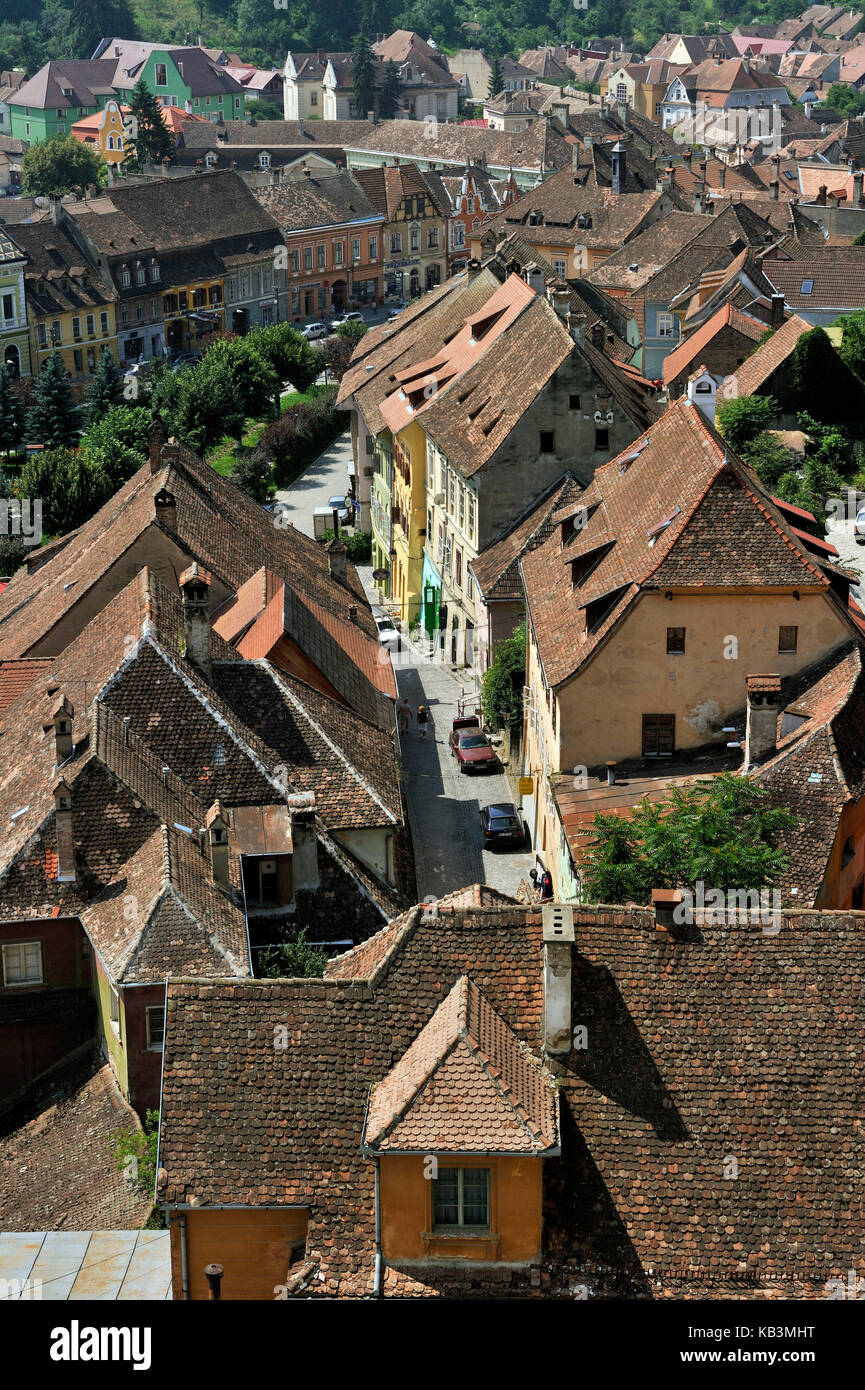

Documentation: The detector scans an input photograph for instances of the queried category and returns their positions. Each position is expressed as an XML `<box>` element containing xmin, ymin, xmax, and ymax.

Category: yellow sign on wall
<box><xmin>518</xmin><ymin>776</ymin><xmax>534</xmax><ymax>795</ymax></box>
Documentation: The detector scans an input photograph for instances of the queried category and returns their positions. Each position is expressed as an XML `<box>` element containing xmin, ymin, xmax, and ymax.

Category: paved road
<box><xmin>273</xmin><ymin>429</ymin><xmax>353</xmax><ymax>537</ymax></box>
<box><xmin>825</xmin><ymin>515</ymin><xmax>865</xmax><ymax>600</ymax></box>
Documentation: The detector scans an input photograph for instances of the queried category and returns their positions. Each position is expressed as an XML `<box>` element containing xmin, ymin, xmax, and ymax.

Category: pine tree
<box><xmin>0</xmin><ymin>365</ymin><xmax>24</xmax><ymax>458</ymax></box>
<box><xmin>488</xmin><ymin>53</ymin><xmax>504</xmax><ymax>97</ymax></box>
<box><xmin>85</xmin><ymin>349</ymin><xmax>125</xmax><ymax>422</ymax></box>
<box><xmin>352</xmin><ymin>30</ymin><xmax>377</xmax><ymax>119</ymax></box>
<box><xmin>378</xmin><ymin>60</ymin><xmax>401</xmax><ymax>119</ymax></box>
<box><xmin>26</xmin><ymin>354</ymin><xmax>81</xmax><ymax>448</ymax></box>
<box><xmin>122</xmin><ymin>79</ymin><xmax>176</xmax><ymax>172</ymax></box>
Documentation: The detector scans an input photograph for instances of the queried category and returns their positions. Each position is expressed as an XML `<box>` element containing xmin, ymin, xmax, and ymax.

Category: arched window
<box><xmin>4</xmin><ymin>344</ymin><xmax>20</xmax><ymax>379</ymax></box>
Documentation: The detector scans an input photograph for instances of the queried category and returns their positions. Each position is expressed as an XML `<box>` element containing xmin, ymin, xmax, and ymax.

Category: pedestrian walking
<box><xmin>417</xmin><ymin>705</ymin><xmax>429</xmax><ymax>739</ymax></box>
<box><xmin>396</xmin><ymin>696</ymin><xmax>413</xmax><ymax>735</ymax></box>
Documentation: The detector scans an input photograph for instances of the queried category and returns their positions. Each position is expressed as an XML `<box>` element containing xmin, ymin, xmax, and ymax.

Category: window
<box><xmin>56</xmin><ymin>123</ymin><xmax>65</xmax><ymax>134</ymax></box>
<box><xmin>259</xmin><ymin>151</ymin><xmax>271</xmax><ymax>168</ymax></box>
<box><xmin>310</xmin><ymin>92</ymin><xmax>318</xmax><ymax>106</ymax></box>
<box><xmin>390</xmin><ymin>232</ymin><xmax>403</xmax><ymax>254</ymax></box>
<box><xmin>455</xmin><ymin>548</ymin><xmax>462</xmax><ymax>586</ymax></box>
<box><xmin>109</xmin><ymin>982</ymin><xmax>121</xmax><ymax>1035</ymax></box>
<box><xmin>369</xmin><ymin>234</ymin><xmax>378</xmax><ymax>260</ymax></box>
<box><xmin>146</xmin><ymin>1005</ymin><xmax>165</xmax><ymax>1051</ymax></box>
<box><xmin>316</xmin><ymin>243</ymin><xmax>326</xmax><ymax>268</ymax></box>
<box><xmin>136</xmin><ymin>302</ymin><xmax>144</xmax><ymax>320</ymax></box>
<box><xmin>552</xmin><ymin>258</ymin><xmax>568</xmax><ymax>276</ymax></box>
<box><xmin>209</xmin><ymin>284</ymin><xmax>222</xmax><ymax>306</ymax></box>
<box><xmin>657</xmin><ymin>312</ymin><xmax>675</xmax><ymax>338</ymax></box>
<box><xmin>72</xmin><ymin>316</ymin><xmax>81</xmax><ymax>340</ymax></box>
<box><xmin>1</xmin><ymin>941</ymin><xmax>42</xmax><ymax>987</ymax></box>
<box><xmin>155</xmin><ymin>63</ymin><xmax>168</xmax><ymax>87</ymax></box>
<box><xmin>333</xmin><ymin>242</ymin><xmax>344</xmax><ymax>266</ymax></box>
<box><xmin>458</xmin><ymin>484</ymin><xmax>465</xmax><ymax>529</ymax></box>
<box><xmin>594</xmin><ymin>427</ymin><xmax>609</xmax><ymax>451</ymax></box>
<box><xmin>428</xmin><ymin>226</ymin><xmax>439</xmax><ymax>248</ymax></box>
<box><xmin>37</xmin><ymin>323</ymin><xmax>47</xmax><ymax>347</ymax></box>
<box><xmin>409</xmin><ymin>225</ymin><xmax>420</xmax><ymax>252</ymax></box>
<box><xmin>87</xmin><ymin>347</ymin><xmax>96</xmax><ymax>371</ymax></box>
<box><xmin>467</xmin><ymin>196</ymin><xmax>475</xmax><ymax>214</ymax></box>
<box><xmin>150</xmin><ymin>260</ymin><xmax>160</xmax><ymax>281</ymax></box>
<box><xmin>86</xmin><ymin>314</ymin><xmax>95</xmax><ymax>336</ymax></box>
<box><xmin>801</xmin><ymin>279</ymin><xmax>813</xmax><ymax>295</ymax></box>
<box><xmin>73</xmin><ymin>349</ymin><xmax>83</xmax><ymax>371</ymax></box>
<box><xmin>2</xmin><ymin>292</ymin><xmax>15</xmax><ymax>323</ymax></box>
<box><xmin>539</xmin><ymin>430</ymin><xmax>555</xmax><ymax>453</ymax></box>
<box><xmin>569</xmin><ymin>394</ymin><xmax>581</xmax><ymax>410</ymax></box>
<box><xmin>121</xmin><ymin>304</ymin><xmax>129</xmax><ymax>323</ymax></box>
<box><xmin>120</xmin><ymin>266</ymin><xmax>131</xmax><ymax>287</ymax></box>
<box><xmin>433</xmin><ymin>1168</ymin><xmax>490</xmax><ymax>1229</ymax></box>
<box><xmin>616</xmin><ymin>82</ymin><xmax>628</xmax><ymax>102</ymax></box>
<box><xmin>448</xmin><ymin>471</ymin><xmax>456</xmax><ymax>514</ymax></box>
<box><xmin>666</xmin><ymin>627</ymin><xmax>686</xmax><ymax>654</ymax></box>
<box><xmin>468</xmin><ymin>491</ymin><xmax>475</xmax><ymax>540</ymax></box>
<box><xmin>51</xmin><ymin>320</ymin><xmax>62</xmax><ymax>344</ymax></box>
<box><xmin>642</xmin><ymin>713</ymin><xmax>675</xmax><ymax>758</ymax></box>
<box><xmin>352</xmin><ymin>237</ymin><xmax>361</xmax><ymax>261</ymax></box>
<box><xmin>100</xmin><ymin>311</ymin><xmax>109</xmax><ymax>334</ymax></box>
<box><xmin>289</xmin><ymin>249</ymin><xmax>300</xmax><ymax>273</ymax></box>
<box><xmin>779</xmin><ymin>625</ymin><xmax>798</xmax><ymax>653</ymax></box>
<box><xmin>136</xmin><ymin>264</ymin><xmax>146</xmax><ymax>285</ymax></box>
<box><xmin>304</xmin><ymin>246</ymin><xmax>313</xmax><ymax>271</ymax></box>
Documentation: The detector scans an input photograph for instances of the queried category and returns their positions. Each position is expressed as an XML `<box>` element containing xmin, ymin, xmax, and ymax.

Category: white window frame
<box><xmin>657</xmin><ymin>312</ymin><xmax>675</xmax><ymax>338</ymax></box>
<box><xmin>109</xmin><ymin>982</ymin><xmax>121</xmax><ymax>1038</ymax></box>
<box><xmin>146</xmin><ymin>1005</ymin><xmax>165</xmax><ymax>1051</ymax></box>
<box><xmin>2</xmin><ymin>940</ymin><xmax>43</xmax><ymax>987</ymax></box>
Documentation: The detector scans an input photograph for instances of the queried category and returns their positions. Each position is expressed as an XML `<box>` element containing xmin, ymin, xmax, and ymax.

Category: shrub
<box><xmin>715</xmin><ymin>395</ymin><xmax>776</xmax><ymax>452</ymax></box>
<box><xmin>481</xmin><ymin>622</ymin><xmax>526</xmax><ymax>729</ymax></box>
<box><xmin>109</xmin><ymin>1108</ymin><xmax>160</xmax><ymax>1197</ymax></box>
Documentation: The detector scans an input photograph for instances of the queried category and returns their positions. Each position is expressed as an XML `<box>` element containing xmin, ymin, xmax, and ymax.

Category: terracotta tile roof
<box><xmin>763</xmin><ymin>258</ymin><xmax>865</xmax><ymax>309</ymax></box>
<box><xmin>661</xmin><ymin>302</ymin><xmax>766</xmax><ymax>385</ymax></box>
<box><xmin>157</xmin><ymin>898</ymin><xmax>865</xmax><ymax>1296</ymax></box>
<box><xmin>0</xmin><ymin>659</ymin><xmax>51</xmax><ymax>714</ymax></box>
<box><xmin>472</xmin><ymin>476</ymin><xmax>581</xmax><ymax>601</ymax></box>
<box><xmin>363</xmin><ymin>975</ymin><xmax>559</xmax><ymax>1153</ymax></box>
<box><xmin>350</xmin><ymin>116</ymin><xmax>573</xmax><ymax>176</ymax></box>
<box><xmin>254</xmin><ymin>170</ymin><xmax>384</xmax><ymax>231</ymax></box>
<box><xmin>585</xmin><ymin>211</ymin><xmax>714</xmax><ymax>292</ymax></box>
<box><xmin>520</xmin><ymin>396</ymin><xmax>843</xmax><ymax>687</ymax></box>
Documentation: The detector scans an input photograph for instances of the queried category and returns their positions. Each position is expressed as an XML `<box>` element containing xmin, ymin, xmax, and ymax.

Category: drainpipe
<box><xmin>179</xmin><ymin>1213</ymin><xmax>190</xmax><ymax>1300</ymax></box>
<box><xmin>373</xmin><ymin>1155</ymin><xmax>384</xmax><ymax>1298</ymax></box>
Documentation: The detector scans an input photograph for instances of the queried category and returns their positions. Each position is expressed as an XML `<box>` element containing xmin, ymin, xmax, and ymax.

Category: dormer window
<box><xmin>120</xmin><ymin>265</ymin><xmax>131</xmax><ymax>287</ymax></box>
<box><xmin>206</xmin><ymin>151</ymin><xmax>218</xmax><ymax>167</ymax></box>
<box><xmin>150</xmin><ymin>260</ymin><xmax>160</xmax><ymax>281</ymax></box>
<box><xmin>259</xmin><ymin>152</ymin><xmax>271</xmax><ymax>168</ymax></box>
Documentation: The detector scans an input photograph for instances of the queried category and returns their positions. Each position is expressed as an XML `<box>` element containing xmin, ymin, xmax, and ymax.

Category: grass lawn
<box><xmin>207</xmin><ymin>383</ymin><xmax>332</xmax><ymax>478</ymax></box>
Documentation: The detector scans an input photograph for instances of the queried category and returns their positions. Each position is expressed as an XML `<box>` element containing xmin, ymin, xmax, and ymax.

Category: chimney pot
<box><xmin>179</xmin><ymin>562</ymin><xmax>212</xmax><ymax>678</ymax></box>
<box><xmin>53</xmin><ymin>779</ymin><xmax>76</xmax><ymax>883</ymax></box>
<box><xmin>542</xmin><ymin>903</ymin><xmax>574</xmax><ymax>1056</ymax></box>
<box><xmin>652</xmin><ymin>887</ymin><xmax>684</xmax><ymax>931</ymax></box>
<box><xmin>326</xmin><ymin>534</ymin><xmax>348</xmax><ymax>585</ymax></box>
<box><xmin>51</xmin><ymin>694</ymin><xmax>75</xmax><ymax>764</ymax></box>
<box><xmin>744</xmin><ymin>674</ymin><xmax>781</xmax><ymax>769</ymax></box>
<box><xmin>288</xmin><ymin>792</ymin><xmax>319</xmax><ymax>893</ymax></box>
<box><xmin>148</xmin><ymin>413</ymin><xmax>169</xmax><ymax>474</ymax></box>
<box><xmin>606</xmin><ymin>760</ymin><xmax>616</xmax><ymax>786</ymax></box>
<box><xmin>205</xmin><ymin>802</ymin><xmax>230</xmax><ymax>886</ymax></box>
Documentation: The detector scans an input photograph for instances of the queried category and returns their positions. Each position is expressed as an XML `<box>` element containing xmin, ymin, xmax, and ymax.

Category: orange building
<box><xmin>70</xmin><ymin>99</ymin><xmax>206</xmax><ymax>165</ymax></box>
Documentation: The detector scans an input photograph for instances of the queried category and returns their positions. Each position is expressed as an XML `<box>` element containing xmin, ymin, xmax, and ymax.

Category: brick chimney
<box><xmin>179</xmin><ymin>562</ymin><xmax>212</xmax><ymax>678</ymax></box>
<box><xmin>54</xmin><ymin>779</ymin><xmax>76</xmax><ymax>883</ymax></box>
<box><xmin>770</xmin><ymin>178</ymin><xmax>779</xmax><ymax>201</ymax></box>
<box><xmin>148</xmin><ymin>413</ymin><xmax>169</xmax><ymax>474</ymax></box>
<box><xmin>744</xmin><ymin>674</ymin><xmax>781</xmax><ymax>769</ymax></box>
<box><xmin>154</xmin><ymin>486</ymin><xmax>177</xmax><ymax>532</ymax></box>
<box><xmin>288</xmin><ymin>792</ymin><xmax>319</xmax><ymax>892</ymax></box>
<box><xmin>542</xmin><ymin>902</ymin><xmax>574</xmax><ymax>1056</ymax></box>
<box><xmin>611</xmin><ymin>139</ymin><xmax>626</xmax><ymax>195</ymax></box>
<box><xmin>51</xmin><ymin>694</ymin><xmax>74</xmax><ymax>765</ymax></box>
<box><xmin>770</xmin><ymin>292</ymin><xmax>785</xmax><ymax>327</ymax></box>
<box><xmin>205</xmin><ymin>802</ymin><xmax>230</xmax><ymax>886</ymax></box>
<box><xmin>652</xmin><ymin>887</ymin><xmax>684</xmax><ymax>931</ymax></box>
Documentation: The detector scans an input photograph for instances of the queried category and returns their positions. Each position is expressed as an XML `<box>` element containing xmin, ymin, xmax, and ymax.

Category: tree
<box><xmin>122</xmin><ymin>79</ymin><xmax>176</xmax><ymax>171</ymax></box>
<box><xmin>109</xmin><ymin>1109</ymin><xmax>159</xmax><ymax>1197</ymax></box>
<box><xmin>80</xmin><ymin>405</ymin><xmax>150</xmax><ymax>488</ymax></box>
<box><xmin>741</xmin><ymin>432</ymin><xmax>794</xmax><ymax>491</ymax></box>
<box><xmin>17</xmin><ymin>446</ymin><xmax>110</xmax><ymax>537</ymax></box>
<box><xmin>824</xmin><ymin>82</ymin><xmax>865</xmax><ymax>117</ymax></box>
<box><xmin>0</xmin><ymin>470</ymin><xmax>28</xmax><ymax>576</ymax></box>
<box><xmin>26</xmin><ymin>353</ymin><xmax>80</xmax><ymax>447</ymax></box>
<box><xmin>250</xmin><ymin>323</ymin><xmax>319</xmax><ymax>410</ymax></box>
<box><xmin>22</xmin><ymin>135</ymin><xmax>106</xmax><ymax>197</ymax></box>
<box><xmin>579</xmin><ymin>774</ymin><xmax>796</xmax><ymax>906</ymax></box>
<box><xmin>256</xmin><ymin>930</ymin><xmax>327</xmax><ymax>978</ymax></box>
<box><xmin>835</xmin><ymin>308</ymin><xmax>865</xmax><ymax>376</ymax></box>
<box><xmin>202</xmin><ymin>338</ymin><xmax>279</xmax><ymax>434</ymax></box>
<box><xmin>352</xmin><ymin>29</ymin><xmax>377</xmax><ymax>118</ymax></box>
<box><xmin>0</xmin><ymin>365</ymin><xmax>24</xmax><ymax>458</ymax></box>
<box><xmin>334</xmin><ymin>319</ymin><xmax>368</xmax><ymax>345</ymax></box>
<box><xmin>715</xmin><ymin>394</ymin><xmax>776</xmax><ymax>452</ymax></box>
<box><xmin>481</xmin><ymin>621</ymin><xmax>525</xmax><ymax>729</ymax></box>
<box><xmin>378</xmin><ymin>59</ymin><xmax>402</xmax><ymax>118</ymax></box>
<box><xmin>70</xmin><ymin>0</ymin><xmax>138</xmax><ymax>60</ymax></box>
<box><xmin>85</xmin><ymin>348</ymin><xmax>125</xmax><ymax>422</ymax></box>
<box><xmin>488</xmin><ymin>52</ymin><xmax>504</xmax><ymax>97</ymax></box>
<box><xmin>789</xmin><ymin>325</ymin><xmax>865</xmax><ymax>420</ymax></box>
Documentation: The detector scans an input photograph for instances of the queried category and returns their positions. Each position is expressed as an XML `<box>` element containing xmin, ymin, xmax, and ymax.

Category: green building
<box><xmin>9</xmin><ymin>45</ymin><xmax>245</xmax><ymax>144</ymax></box>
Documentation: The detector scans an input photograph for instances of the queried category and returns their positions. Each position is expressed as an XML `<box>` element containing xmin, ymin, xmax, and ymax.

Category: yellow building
<box><xmin>387</xmin><ymin>420</ymin><xmax>427</xmax><ymax>627</ymax></box>
<box><xmin>601</xmin><ymin>61</ymin><xmax>687</xmax><ymax>121</ymax></box>
<box><xmin>14</xmin><ymin>221</ymin><xmax>118</xmax><ymax>382</ymax></box>
<box><xmin>161</xmin><ymin>276</ymin><xmax>225</xmax><ymax>355</ymax></box>
<box><xmin>70</xmin><ymin>99</ymin><xmax>129</xmax><ymax>165</ymax></box>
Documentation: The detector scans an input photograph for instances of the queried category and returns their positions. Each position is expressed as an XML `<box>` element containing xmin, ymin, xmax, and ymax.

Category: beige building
<box><xmin>450</xmin><ymin>50</ymin><xmax>538</xmax><ymax>102</ymax></box>
<box><xmin>519</xmin><ymin>394</ymin><xmax>861</xmax><ymax>889</ymax></box>
<box><xmin>353</xmin><ymin>161</ymin><xmax>447</xmax><ymax>300</ymax></box>
<box><xmin>283</xmin><ymin>52</ymin><xmax>329</xmax><ymax>120</ymax></box>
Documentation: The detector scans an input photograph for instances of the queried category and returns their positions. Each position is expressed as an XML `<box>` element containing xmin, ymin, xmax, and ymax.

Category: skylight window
<box><xmin>10</xmin><ymin>806</ymin><xmax>29</xmax><ymax>822</ymax></box>
<box><xmin>800</xmin><ymin>279</ymin><xmax>814</xmax><ymax>294</ymax></box>
<box><xmin>647</xmin><ymin>505</ymin><xmax>681</xmax><ymax>543</ymax></box>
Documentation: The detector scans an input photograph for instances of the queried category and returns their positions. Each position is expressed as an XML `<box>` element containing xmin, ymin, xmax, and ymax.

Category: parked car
<box><xmin>387</xmin><ymin>304</ymin><xmax>405</xmax><ymax>320</ymax></box>
<box><xmin>300</xmin><ymin>321</ymin><xmax>330</xmax><ymax>340</ymax></box>
<box><xmin>479</xmin><ymin>803</ymin><xmax>527</xmax><ymax>849</ymax></box>
<box><xmin>326</xmin><ymin>494</ymin><xmax>354</xmax><ymax>526</ymax></box>
<box><xmin>855</xmin><ymin>506</ymin><xmax>865</xmax><ymax>544</ymax></box>
<box><xmin>448</xmin><ymin>716</ymin><xmax>481</xmax><ymax>749</ymax></box>
<box><xmin>170</xmin><ymin>352</ymin><xmax>200</xmax><ymax>372</ymax></box>
<box><xmin>451</xmin><ymin>726</ymin><xmax>498</xmax><ymax>774</ymax></box>
<box><xmin>330</xmin><ymin>311</ymin><xmax>364</xmax><ymax>329</ymax></box>
<box><xmin>375</xmin><ymin>615</ymin><xmax>401</xmax><ymax>652</ymax></box>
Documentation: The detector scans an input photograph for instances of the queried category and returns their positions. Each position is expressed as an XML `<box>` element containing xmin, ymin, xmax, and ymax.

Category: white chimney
<box><xmin>205</xmin><ymin>802</ymin><xmax>230</xmax><ymax>886</ymax></box>
<box><xmin>542</xmin><ymin>902</ymin><xmax>574</xmax><ymax>1056</ymax></box>
<box><xmin>288</xmin><ymin>791</ymin><xmax>319</xmax><ymax>892</ymax></box>
<box><xmin>686</xmin><ymin>367</ymin><xmax>718</xmax><ymax>422</ymax></box>
<box><xmin>51</xmin><ymin>693</ymin><xmax>74</xmax><ymax>765</ymax></box>
<box><xmin>744</xmin><ymin>674</ymin><xmax>781</xmax><ymax>769</ymax></box>
<box><xmin>179</xmin><ymin>562</ymin><xmax>212</xmax><ymax>678</ymax></box>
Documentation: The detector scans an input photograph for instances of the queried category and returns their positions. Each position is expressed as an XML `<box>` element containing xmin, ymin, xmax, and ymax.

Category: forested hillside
<box><xmin>0</xmin><ymin>0</ymin><xmax>857</xmax><ymax>72</ymax></box>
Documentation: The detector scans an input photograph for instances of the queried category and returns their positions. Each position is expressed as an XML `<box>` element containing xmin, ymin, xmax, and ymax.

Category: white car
<box><xmin>855</xmin><ymin>507</ymin><xmax>865</xmax><ymax>544</ymax></box>
<box><xmin>300</xmin><ymin>322</ymin><xmax>329</xmax><ymax>340</ymax></box>
<box><xmin>375</xmin><ymin>615</ymin><xmax>402</xmax><ymax>652</ymax></box>
<box><xmin>331</xmin><ymin>311</ymin><xmax>364</xmax><ymax>329</ymax></box>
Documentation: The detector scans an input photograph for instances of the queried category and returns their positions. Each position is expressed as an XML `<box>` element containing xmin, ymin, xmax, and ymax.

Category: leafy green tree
<box><xmin>352</xmin><ymin>29</ymin><xmax>377</xmax><ymax>118</ymax></box>
<box><xmin>122</xmin><ymin>78</ymin><xmax>176</xmax><ymax>170</ymax></box>
<box><xmin>741</xmin><ymin>432</ymin><xmax>794</xmax><ymax>491</ymax></box>
<box><xmin>481</xmin><ymin>621</ymin><xmax>525</xmax><ymax>729</ymax></box>
<box><xmin>69</xmin><ymin>0</ymin><xmax>138</xmax><ymax>59</ymax></box>
<box><xmin>0</xmin><ymin>470</ymin><xmax>28</xmax><ymax>575</ymax></box>
<box><xmin>26</xmin><ymin>353</ymin><xmax>80</xmax><ymax>447</ymax></box>
<box><xmin>256</xmin><ymin>930</ymin><xmax>327</xmax><ymax>978</ymax></box>
<box><xmin>579</xmin><ymin>774</ymin><xmax>796</xmax><ymax>906</ymax></box>
<box><xmin>0</xmin><ymin>365</ymin><xmax>24</xmax><ymax>458</ymax></box>
<box><xmin>836</xmin><ymin>309</ymin><xmax>865</xmax><ymax>376</ymax></box>
<box><xmin>825</xmin><ymin>82</ymin><xmax>865</xmax><ymax>116</ymax></box>
<box><xmin>250</xmin><ymin>322</ymin><xmax>319</xmax><ymax>409</ymax></box>
<box><xmin>790</xmin><ymin>325</ymin><xmax>865</xmax><ymax>421</ymax></box>
<box><xmin>80</xmin><ymin>404</ymin><xmax>150</xmax><ymax>487</ymax></box>
<box><xmin>715</xmin><ymin>394</ymin><xmax>776</xmax><ymax>452</ymax></box>
<box><xmin>17</xmin><ymin>446</ymin><xmax>110</xmax><ymax>537</ymax></box>
<box><xmin>334</xmin><ymin>319</ymin><xmax>368</xmax><ymax>345</ymax></box>
<box><xmin>853</xmin><ymin>228</ymin><xmax>865</xmax><ymax>248</ymax></box>
<box><xmin>378</xmin><ymin>59</ymin><xmax>402</xmax><ymax>118</ymax></box>
<box><xmin>203</xmin><ymin>338</ymin><xmax>279</xmax><ymax>434</ymax></box>
<box><xmin>233</xmin><ymin>450</ymin><xmax>273</xmax><ymax>502</ymax></box>
<box><xmin>22</xmin><ymin>134</ymin><xmax>106</xmax><ymax>197</ymax></box>
<box><xmin>85</xmin><ymin>348</ymin><xmax>125</xmax><ymax>422</ymax></box>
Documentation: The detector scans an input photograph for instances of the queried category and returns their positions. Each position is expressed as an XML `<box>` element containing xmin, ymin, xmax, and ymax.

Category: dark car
<box><xmin>480</xmin><ymin>803</ymin><xmax>526</xmax><ymax>849</ymax></box>
<box><xmin>451</xmin><ymin>728</ymin><xmax>498</xmax><ymax>774</ymax></box>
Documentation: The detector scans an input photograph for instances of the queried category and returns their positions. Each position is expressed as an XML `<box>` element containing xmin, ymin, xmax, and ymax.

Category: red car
<box><xmin>451</xmin><ymin>726</ymin><xmax>499</xmax><ymax>774</ymax></box>
<box><xmin>448</xmin><ymin>716</ymin><xmax>481</xmax><ymax>748</ymax></box>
